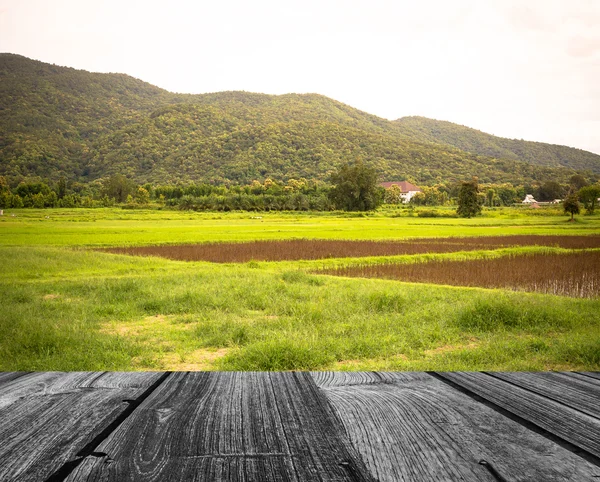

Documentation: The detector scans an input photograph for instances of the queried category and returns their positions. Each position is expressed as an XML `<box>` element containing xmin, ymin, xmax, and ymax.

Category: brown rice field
<box><xmin>317</xmin><ymin>251</ymin><xmax>600</xmax><ymax>298</ymax></box>
<box><xmin>103</xmin><ymin>235</ymin><xmax>600</xmax><ymax>263</ymax></box>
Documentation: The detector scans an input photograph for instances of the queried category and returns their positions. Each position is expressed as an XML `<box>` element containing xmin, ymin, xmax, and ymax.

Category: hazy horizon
<box><xmin>1</xmin><ymin>0</ymin><xmax>599</xmax><ymax>154</ymax></box>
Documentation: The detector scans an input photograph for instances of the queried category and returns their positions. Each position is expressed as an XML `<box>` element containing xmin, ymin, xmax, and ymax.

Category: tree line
<box><xmin>1</xmin><ymin>168</ymin><xmax>598</xmax><ymax>214</ymax></box>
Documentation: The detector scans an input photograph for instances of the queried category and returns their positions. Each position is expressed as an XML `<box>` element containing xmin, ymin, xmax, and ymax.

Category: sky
<box><xmin>1</xmin><ymin>0</ymin><xmax>599</xmax><ymax>154</ymax></box>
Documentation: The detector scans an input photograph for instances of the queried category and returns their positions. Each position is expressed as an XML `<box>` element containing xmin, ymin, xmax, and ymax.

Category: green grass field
<box><xmin>1</xmin><ymin>207</ymin><xmax>599</xmax><ymax>371</ymax></box>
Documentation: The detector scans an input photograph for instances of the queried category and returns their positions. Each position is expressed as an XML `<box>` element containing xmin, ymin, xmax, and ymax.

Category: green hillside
<box><xmin>395</xmin><ymin>116</ymin><xmax>600</xmax><ymax>174</ymax></box>
<box><xmin>0</xmin><ymin>53</ymin><xmax>594</xmax><ymax>185</ymax></box>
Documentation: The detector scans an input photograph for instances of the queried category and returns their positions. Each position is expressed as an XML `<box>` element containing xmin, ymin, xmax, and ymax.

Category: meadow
<box><xmin>1</xmin><ymin>206</ymin><xmax>599</xmax><ymax>372</ymax></box>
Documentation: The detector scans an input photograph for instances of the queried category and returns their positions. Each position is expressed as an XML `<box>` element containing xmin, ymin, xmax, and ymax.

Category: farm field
<box><xmin>103</xmin><ymin>235</ymin><xmax>600</xmax><ymax>262</ymax></box>
<box><xmin>319</xmin><ymin>250</ymin><xmax>600</xmax><ymax>298</ymax></box>
<box><xmin>1</xmin><ymin>207</ymin><xmax>599</xmax><ymax>372</ymax></box>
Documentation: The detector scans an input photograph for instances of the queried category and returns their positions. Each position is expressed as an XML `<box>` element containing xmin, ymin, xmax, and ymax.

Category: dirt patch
<box><xmin>423</xmin><ymin>342</ymin><xmax>479</xmax><ymax>356</ymax></box>
<box><xmin>100</xmin><ymin>235</ymin><xmax>600</xmax><ymax>263</ymax></box>
<box><xmin>101</xmin><ymin>314</ymin><xmax>185</xmax><ymax>337</ymax></box>
<box><xmin>160</xmin><ymin>348</ymin><xmax>230</xmax><ymax>370</ymax></box>
<box><xmin>332</xmin><ymin>354</ymin><xmax>409</xmax><ymax>369</ymax></box>
<box><xmin>43</xmin><ymin>294</ymin><xmax>60</xmax><ymax>300</ymax></box>
<box><xmin>319</xmin><ymin>251</ymin><xmax>600</xmax><ymax>298</ymax></box>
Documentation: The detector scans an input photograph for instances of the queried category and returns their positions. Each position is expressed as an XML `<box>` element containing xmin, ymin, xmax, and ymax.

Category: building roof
<box><xmin>380</xmin><ymin>181</ymin><xmax>422</xmax><ymax>192</ymax></box>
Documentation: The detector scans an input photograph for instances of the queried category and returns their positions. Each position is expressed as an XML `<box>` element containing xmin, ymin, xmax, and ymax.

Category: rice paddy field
<box><xmin>1</xmin><ymin>206</ymin><xmax>600</xmax><ymax>372</ymax></box>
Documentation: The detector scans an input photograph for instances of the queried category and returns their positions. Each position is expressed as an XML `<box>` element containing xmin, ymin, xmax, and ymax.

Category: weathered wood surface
<box><xmin>0</xmin><ymin>371</ymin><xmax>28</xmax><ymax>387</ymax></box>
<box><xmin>66</xmin><ymin>372</ymin><xmax>375</xmax><ymax>481</ymax></box>
<box><xmin>488</xmin><ymin>372</ymin><xmax>600</xmax><ymax>419</ymax></box>
<box><xmin>0</xmin><ymin>372</ymin><xmax>164</xmax><ymax>482</ymax></box>
<box><xmin>313</xmin><ymin>372</ymin><xmax>600</xmax><ymax>482</ymax></box>
<box><xmin>438</xmin><ymin>371</ymin><xmax>600</xmax><ymax>459</ymax></box>
<box><xmin>0</xmin><ymin>371</ymin><xmax>598</xmax><ymax>482</ymax></box>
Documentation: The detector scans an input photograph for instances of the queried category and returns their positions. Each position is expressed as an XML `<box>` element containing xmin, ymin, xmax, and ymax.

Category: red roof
<box><xmin>380</xmin><ymin>181</ymin><xmax>422</xmax><ymax>192</ymax></box>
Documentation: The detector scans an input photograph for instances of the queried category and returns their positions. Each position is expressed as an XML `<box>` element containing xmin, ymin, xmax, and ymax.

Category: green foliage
<box><xmin>578</xmin><ymin>185</ymin><xmax>600</xmax><ymax>214</ymax></box>
<box><xmin>102</xmin><ymin>174</ymin><xmax>135</xmax><ymax>203</ymax></box>
<box><xmin>537</xmin><ymin>181</ymin><xmax>565</xmax><ymax>202</ymax></box>
<box><xmin>0</xmin><ymin>176</ymin><xmax>9</xmax><ymax>193</ymax></box>
<box><xmin>329</xmin><ymin>161</ymin><xmax>383</xmax><ymax>211</ymax></box>
<box><xmin>396</xmin><ymin>116</ymin><xmax>600</xmax><ymax>174</ymax></box>
<box><xmin>494</xmin><ymin>185</ymin><xmax>520</xmax><ymax>206</ymax></box>
<box><xmin>486</xmin><ymin>188</ymin><xmax>495</xmax><ymax>207</ymax></box>
<box><xmin>569</xmin><ymin>174</ymin><xmax>589</xmax><ymax>190</ymax></box>
<box><xmin>563</xmin><ymin>192</ymin><xmax>581</xmax><ymax>220</ymax></box>
<box><xmin>135</xmin><ymin>186</ymin><xmax>150</xmax><ymax>204</ymax></box>
<box><xmin>456</xmin><ymin>178</ymin><xmax>482</xmax><ymax>218</ymax></box>
<box><xmin>384</xmin><ymin>185</ymin><xmax>403</xmax><ymax>204</ymax></box>
<box><xmin>0</xmin><ymin>54</ymin><xmax>593</xmax><ymax>187</ymax></box>
<box><xmin>410</xmin><ymin>186</ymin><xmax>447</xmax><ymax>206</ymax></box>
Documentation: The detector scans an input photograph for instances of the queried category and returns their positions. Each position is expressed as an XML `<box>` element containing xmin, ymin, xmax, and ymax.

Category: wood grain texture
<box><xmin>581</xmin><ymin>372</ymin><xmax>600</xmax><ymax>381</ymax></box>
<box><xmin>0</xmin><ymin>371</ymin><xmax>163</xmax><ymax>481</ymax></box>
<box><xmin>311</xmin><ymin>371</ymin><xmax>431</xmax><ymax>388</ymax></box>
<box><xmin>557</xmin><ymin>371</ymin><xmax>600</xmax><ymax>386</ymax></box>
<box><xmin>316</xmin><ymin>372</ymin><xmax>600</xmax><ymax>482</ymax></box>
<box><xmin>438</xmin><ymin>372</ymin><xmax>600</xmax><ymax>459</ymax></box>
<box><xmin>67</xmin><ymin>372</ymin><xmax>375</xmax><ymax>481</ymax></box>
<box><xmin>0</xmin><ymin>371</ymin><xmax>28</xmax><ymax>387</ymax></box>
<box><xmin>488</xmin><ymin>372</ymin><xmax>600</xmax><ymax>419</ymax></box>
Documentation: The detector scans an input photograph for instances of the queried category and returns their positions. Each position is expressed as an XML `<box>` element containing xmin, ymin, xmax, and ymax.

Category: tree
<box><xmin>563</xmin><ymin>192</ymin><xmax>580</xmax><ymax>221</ymax></box>
<box><xmin>384</xmin><ymin>185</ymin><xmax>403</xmax><ymax>204</ymax></box>
<box><xmin>486</xmin><ymin>188</ymin><xmax>496</xmax><ymax>207</ymax></box>
<box><xmin>57</xmin><ymin>177</ymin><xmax>67</xmax><ymax>199</ymax></box>
<box><xmin>569</xmin><ymin>174</ymin><xmax>588</xmax><ymax>191</ymax></box>
<box><xmin>578</xmin><ymin>185</ymin><xmax>600</xmax><ymax>214</ymax></box>
<box><xmin>496</xmin><ymin>185</ymin><xmax>518</xmax><ymax>206</ymax></box>
<box><xmin>537</xmin><ymin>181</ymin><xmax>564</xmax><ymax>202</ymax></box>
<box><xmin>329</xmin><ymin>161</ymin><xmax>383</xmax><ymax>211</ymax></box>
<box><xmin>102</xmin><ymin>174</ymin><xmax>135</xmax><ymax>203</ymax></box>
<box><xmin>456</xmin><ymin>178</ymin><xmax>482</xmax><ymax>218</ymax></box>
<box><xmin>135</xmin><ymin>186</ymin><xmax>150</xmax><ymax>204</ymax></box>
<box><xmin>0</xmin><ymin>176</ymin><xmax>9</xmax><ymax>193</ymax></box>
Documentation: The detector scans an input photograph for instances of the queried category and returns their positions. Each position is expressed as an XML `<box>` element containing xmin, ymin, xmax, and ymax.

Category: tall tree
<box><xmin>329</xmin><ymin>161</ymin><xmax>382</xmax><ymax>211</ymax></box>
<box><xmin>537</xmin><ymin>181</ymin><xmax>565</xmax><ymax>201</ymax></box>
<box><xmin>569</xmin><ymin>174</ymin><xmax>588</xmax><ymax>191</ymax></box>
<box><xmin>102</xmin><ymin>174</ymin><xmax>135</xmax><ymax>203</ymax></box>
<box><xmin>563</xmin><ymin>192</ymin><xmax>581</xmax><ymax>221</ymax></box>
<box><xmin>456</xmin><ymin>178</ymin><xmax>482</xmax><ymax>218</ymax></box>
<box><xmin>578</xmin><ymin>185</ymin><xmax>600</xmax><ymax>214</ymax></box>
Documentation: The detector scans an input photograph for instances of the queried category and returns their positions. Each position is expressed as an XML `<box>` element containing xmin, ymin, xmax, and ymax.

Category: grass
<box><xmin>2</xmin><ymin>207</ymin><xmax>600</xmax><ymax>247</ymax></box>
<box><xmin>1</xmin><ymin>207</ymin><xmax>599</xmax><ymax>371</ymax></box>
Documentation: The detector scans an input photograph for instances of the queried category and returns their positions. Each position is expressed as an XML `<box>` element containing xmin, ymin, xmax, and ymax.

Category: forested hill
<box><xmin>0</xmin><ymin>53</ymin><xmax>595</xmax><ymax>185</ymax></box>
<box><xmin>395</xmin><ymin>116</ymin><xmax>600</xmax><ymax>174</ymax></box>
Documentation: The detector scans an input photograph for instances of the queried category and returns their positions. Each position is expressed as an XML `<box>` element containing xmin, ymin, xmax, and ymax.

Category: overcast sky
<box><xmin>1</xmin><ymin>0</ymin><xmax>599</xmax><ymax>154</ymax></box>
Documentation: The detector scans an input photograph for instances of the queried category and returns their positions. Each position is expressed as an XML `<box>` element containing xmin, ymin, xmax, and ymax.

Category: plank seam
<box><xmin>429</xmin><ymin>372</ymin><xmax>600</xmax><ymax>469</ymax></box>
<box><xmin>478</xmin><ymin>459</ymin><xmax>509</xmax><ymax>482</ymax></box>
<box><xmin>43</xmin><ymin>371</ymin><xmax>172</xmax><ymax>482</ymax></box>
<box><xmin>578</xmin><ymin>372</ymin><xmax>600</xmax><ymax>382</ymax></box>
<box><xmin>484</xmin><ymin>371</ymin><xmax>600</xmax><ymax>421</ymax></box>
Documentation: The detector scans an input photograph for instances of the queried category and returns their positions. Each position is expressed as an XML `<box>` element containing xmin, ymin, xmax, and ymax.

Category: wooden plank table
<box><xmin>0</xmin><ymin>372</ymin><xmax>598</xmax><ymax>481</ymax></box>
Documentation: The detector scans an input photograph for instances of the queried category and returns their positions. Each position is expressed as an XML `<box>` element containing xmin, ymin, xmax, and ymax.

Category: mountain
<box><xmin>0</xmin><ymin>54</ymin><xmax>596</xmax><ymax>186</ymax></box>
<box><xmin>394</xmin><ymin>116</ymin><xmax>600</xmax><ymax>174</ymax></box>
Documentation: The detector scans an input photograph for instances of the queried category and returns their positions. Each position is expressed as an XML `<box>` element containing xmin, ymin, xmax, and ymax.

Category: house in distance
<box><xmin>380</xmin><ymin>181</ymin><xmax>422</xmax><ymax>203</ymax></box>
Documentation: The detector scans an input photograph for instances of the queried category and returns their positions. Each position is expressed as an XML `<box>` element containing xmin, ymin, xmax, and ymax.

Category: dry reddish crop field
<box><xmin>103</xmin><ymin>235</ymin><xmax>600</xmax><ymax>263</ymax></box>
<box><xmin>318</xmin><ymin>251</ymin><xmax>600</xmax><ymax>298</ymax></box>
